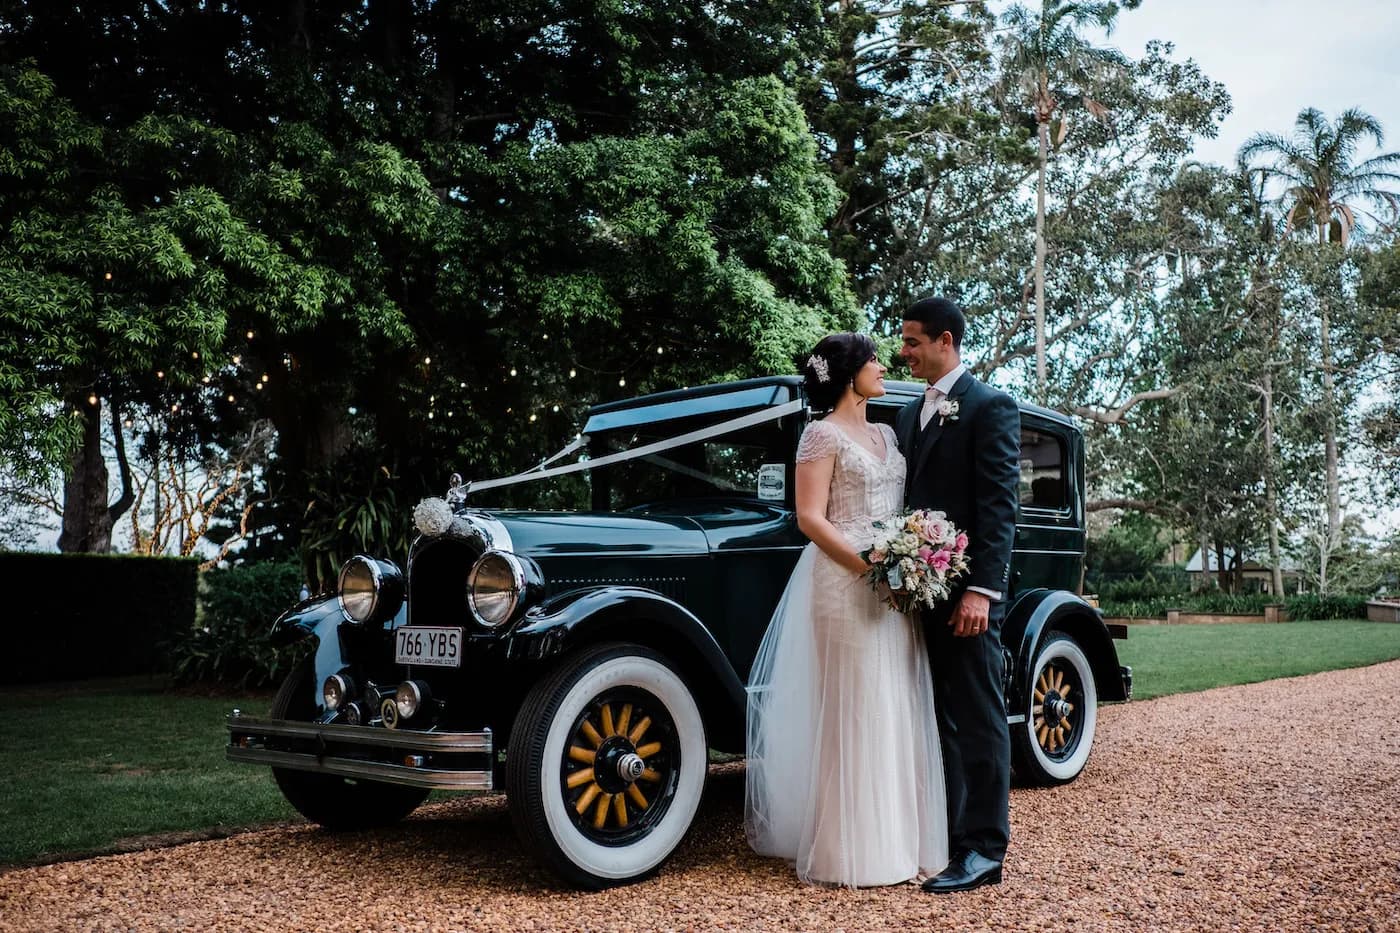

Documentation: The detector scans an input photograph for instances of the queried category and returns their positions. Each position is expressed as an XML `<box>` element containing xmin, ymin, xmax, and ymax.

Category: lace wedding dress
<box><xmin>745</xmin><ymin>419</ymin><xmax>949</xmax><ymax>887</ymax></box>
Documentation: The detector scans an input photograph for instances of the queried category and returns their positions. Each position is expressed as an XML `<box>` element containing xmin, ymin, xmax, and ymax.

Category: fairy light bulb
<box><xmin>227</xmin><ymin>394</ymin><xmax>235</xmax><ymax>402</ymax></box>
<box><xmin>192</xmin><ymin>351</ymin><xmax>200</xmax><ymax>360</ymax></box>
<box><xmin>657</xmin><ymin>346</ymin><xmax>664</xmax><ymax>355</ymax></box>
<box><xmin>232</xmin><ymin>354</ymin><xmax>241</xmax><ymax>364</ymax></box>
<box><xmin>246</xmin><ymin>330</ymin><xmax>254</xmax><ymax>339</ymax></box>
<box><xmin>618</xmin><ymin>377</ymin><xmax>626</xmax><ymax>387</ymax></box>
<box><xmin>156</xmin><ymin>370</ymin><xmax>165</xmax><ymax>379</ymax></box>
<box><xmin>104</xmin><ymin>272</ymin><xmax>112</xmax><ymax>281</ymax></box>
<box><xmin>509</xmin><ymin>367</ymin><xmax>517</xmax><ymax>377</ymax></box>
<box><xmin>552</xmin><ymin>404</ymin><xmax>560</xmax><ymax>412</ymax></box>
<box><xmin>423</xmin><ymin>356</ymin><xmax>431</xmax><ymax>365</ymax></box>
<box><xmin>569</xmin><ymin>368</ymin><xmax>577</xmax><ymax>378</ymax></box>
<box><xmin>529</xmin><ymin>413</ymin><xmax>537</xmax><ymax>422</ymax></box>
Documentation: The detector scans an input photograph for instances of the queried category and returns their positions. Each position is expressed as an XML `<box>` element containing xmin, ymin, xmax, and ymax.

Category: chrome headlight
<box><xmin>322</xmin><ymin>673</ymin><xmax>355</xmax><ymax>711</ymax></box>
<box><xmin>337</xmin><ymin>556</ymin><xmax>405</xmax><ymax>624</ymax></box>
<box><xmin>467</xmin><ymin>549</ymin><xmax>528</xmax><ymax>627</ymax></box>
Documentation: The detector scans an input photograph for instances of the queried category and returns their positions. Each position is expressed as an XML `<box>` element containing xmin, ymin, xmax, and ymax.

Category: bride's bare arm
<box><xmin>795</xmin><ymin>455</ymin><xmax>871</xmax><ymax>575</ymax></box>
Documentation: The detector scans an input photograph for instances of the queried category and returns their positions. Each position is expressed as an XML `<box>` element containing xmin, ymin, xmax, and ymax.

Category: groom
<box><xmin>896</xmin><ymin>296</ymin><xmax>1020</xmax><ymax>894</ymax></box>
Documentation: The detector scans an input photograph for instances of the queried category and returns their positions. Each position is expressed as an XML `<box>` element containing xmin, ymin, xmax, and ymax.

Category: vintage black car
<box><xmin>227</xmin><ymin>376</ymin><xmax>1130</xmax><ymax>888</ymax></box>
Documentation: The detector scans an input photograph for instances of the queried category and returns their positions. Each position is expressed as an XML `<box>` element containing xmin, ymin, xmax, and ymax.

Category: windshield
<box><xmin>589</xmin><ymin>415</ymin><xmax>794</xmax><ymax>511</ymax></box>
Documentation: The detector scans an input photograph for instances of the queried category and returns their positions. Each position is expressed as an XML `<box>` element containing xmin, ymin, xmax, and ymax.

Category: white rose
<box><xmin>413</xmin><ymin>497</ymin><xmax>455</xmax><ymax>536</ymax></box>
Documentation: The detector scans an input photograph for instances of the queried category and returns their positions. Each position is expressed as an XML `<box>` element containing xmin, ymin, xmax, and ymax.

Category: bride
<box><xmin>745</xmin><ymin>332</ymin><xmax>948</xmax><ymax>888</ymax></box>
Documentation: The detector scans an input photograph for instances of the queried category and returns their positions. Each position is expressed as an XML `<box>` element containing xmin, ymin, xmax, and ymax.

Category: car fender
<box><xmin>269</xmin><ymin>595</ymin><xmax>407</xmax><ymax>715</ymax></box>
<box><xmin>505</xmin><ymin>586</ymin><xmax>748</xmax><ymax>751</ymax></box>
<box><xmin>1003</xmin><ymin>588</ymin><xmax>1128</xmax><ymax>707</ymax></box>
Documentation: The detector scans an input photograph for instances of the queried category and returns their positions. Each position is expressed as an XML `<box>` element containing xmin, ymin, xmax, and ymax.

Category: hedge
<box><xmin>0</xmin><ymin>552</ymin><xmax>198</xmax><ymax>684</ymax></box>
<box><xmin>170</xmin><ymin>560</ymin><xmax>309</xmax><ymax>688</ymax></box>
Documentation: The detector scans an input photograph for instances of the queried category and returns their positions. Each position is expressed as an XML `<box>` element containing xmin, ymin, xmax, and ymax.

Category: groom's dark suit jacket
<box><xmin>895</xmin><ymin>370</ymin><xmax>1020</xmax><ymax>597</ymax></box>
<box><xmin>896</xmin><ymin>368</ymin><xmax>1020</xmax><ymax>861</ymax></box>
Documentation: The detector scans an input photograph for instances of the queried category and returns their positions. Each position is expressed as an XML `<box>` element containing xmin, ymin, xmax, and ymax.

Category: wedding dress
<box><xmin>745</xmin><ymin>418</ymin><xmax>949</xmax><ymax>887</ymax></box>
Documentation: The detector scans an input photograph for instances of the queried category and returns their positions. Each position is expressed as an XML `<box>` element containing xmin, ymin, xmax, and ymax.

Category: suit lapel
<box><xmin>912</xmin><ymin>370</ymin><xmax>975</xmax><ymax>485</ymax></box>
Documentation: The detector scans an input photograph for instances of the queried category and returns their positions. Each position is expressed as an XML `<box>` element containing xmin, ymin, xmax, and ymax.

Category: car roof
<box><xmin>583</xmin><ymin>374</ymin><xmax>1076</xmax><ymax>433</ymax></box>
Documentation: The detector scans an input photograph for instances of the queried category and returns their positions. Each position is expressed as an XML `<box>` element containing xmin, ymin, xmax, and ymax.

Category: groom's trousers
<box><xmin>923</xmin><ymin>596</ymin><xmax>1011</xmax><ymax>862</ymax></box>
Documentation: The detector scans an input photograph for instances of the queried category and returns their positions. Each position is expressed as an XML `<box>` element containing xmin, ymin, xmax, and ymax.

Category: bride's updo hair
<box><xmin>797</xmin><ymin>332</ymin><xmax>878</xmax><ymax>412</ymax></box>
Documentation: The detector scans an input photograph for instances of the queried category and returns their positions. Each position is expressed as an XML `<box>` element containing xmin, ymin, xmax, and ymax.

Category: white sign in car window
<box><xmin>757</xmin><ymin>463</ymin><xmax>786</xmax><ymax>501</ymax></box>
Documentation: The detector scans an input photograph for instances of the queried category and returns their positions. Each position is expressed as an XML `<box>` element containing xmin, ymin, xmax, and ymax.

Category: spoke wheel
<box><xmin>560</xmin><ymin>689</ymin><xmax>679</xmax><ymax>845</ymax></box>
<box><xmin>1012</xmin><ymin>633</ymin><xmax>1097</xmax><ymax>786</ymax></box>
<box><xmin>507</xmin><ymin>643</ymin><xmax>706</xmax><ymax>888</ymax></box>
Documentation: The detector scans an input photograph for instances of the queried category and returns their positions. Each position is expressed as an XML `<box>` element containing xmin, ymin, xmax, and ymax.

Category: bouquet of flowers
<box><xmin>860</xmin><ymin>509</ymin><xmax>971</xmax><ymax>613</ymax></box>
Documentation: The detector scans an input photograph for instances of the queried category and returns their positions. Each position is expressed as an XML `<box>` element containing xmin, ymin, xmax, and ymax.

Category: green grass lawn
<box><xmin>1115</xmin><ymin>620</ymin><xmax>1400</xmax><ymax>700</ymax></box>
<box><xmin>0</xmin><ymin>678</ymin><xmax>296</xmax><ymax>865</ymax></box>
<box><xmin>3</xmin><ymin>620</ymin><xmax>1399</xmax><ymax>867</ymax></box>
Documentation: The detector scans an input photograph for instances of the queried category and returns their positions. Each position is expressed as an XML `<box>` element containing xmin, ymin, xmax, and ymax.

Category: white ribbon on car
<box><xmin>464</xmin><ymin>399</ymin><xmax>806</xmax><ymax>495</ymax></box>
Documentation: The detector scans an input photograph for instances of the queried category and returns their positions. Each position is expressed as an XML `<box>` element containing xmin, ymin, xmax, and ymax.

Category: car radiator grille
<box><xmin>546</xmin><ymin>576</ymin><xmax>687</xmax><ymax>603</ymax></box>
<box><xmin>407</xmin><ymin>538</ymin><xmax>479</xmax><ymax>626</ymax></box>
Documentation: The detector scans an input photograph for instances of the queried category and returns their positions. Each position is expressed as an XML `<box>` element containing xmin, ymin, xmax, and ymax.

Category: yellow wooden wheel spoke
<box><xmin>601</xmin><ymin>704</ymin><xmax>616</xmax><ymax>737</ymax></box>
<box><xmin>1062</xmin><ymin>719</ymin><xmax>1073</xmax><ymax>733</ymax></box>
<box><xmin>626</xmin><ymin>784</ymin><xmax>649</xmax><ymax>810</ymax></box>
<box><xmin>1036</xmin><ymin>724</ymin><xmax>1049</xmax><ymax>746</ymax></box>
<box><xmin>592</xmin><ymin>792</ymin><xmax>611</xmax><ymax>830</ymax></box>
<box><xmin>1034</xmin><ymin>689</ymin><xmax>1045</xmax><ymax>702</ymax></box>
<box><xmin>1037</xmin><ymin>673</ymin><xmax>1049</xmax><ymax>694</ymax></box>
<box><xmin>636</xmin><ymin>741</ymin><xmax>662</xmax><ymax>759</ymax></box>
<box><xmin>566</xmin><ymin>769</ymin><xmax>595</xmax><ymax>789</ymax></box>
<box><xmin>575</xmin><ymin>783</ymin><xmax>602</xmax><ymax>815</ymax></box>
<box><xmin>1055</xmin><ymin>726</ymin><xmax>1066</xmax><ymax>747</ymax></box>
<box><xmin>613</xmin><ymin>792</ymin><xmax>629</xmax><ymax>827</ymax></box>
<box><xmin>628</xmin><ymin>716</ymin><xmax>652</xmax><ymax>744</ymax></box>
<box><xmin>580</xmin><ymin>720</ymin><xmax>604</xmax><ymax>748</ymax></box>
<box><xmin>640</xmin><ymin>767</ymin><xmax>662</xmax><ymax>782</ymax></box>
<box><xmin>1031</xmin><ymin>704</ymin><xmax>1043</xmax><ymax>716</ymax></box>
<box><xmin>1064</xmin><ymin>702</ymin><xmax>1075</xmax><ymax>714</ymax></box>
<box><xmin>615</xmin><ymin>703</ymin><xmax>633</xmax><ymax>738</ymax></box>
<box><xmin>1052</xmin><ymin>669</ymin><xmax>1064</xmax><ymax>693</ymax></box>
<box><xmin>568</xmin><ymin>745</ymin><xmax>596</xmax><ymax>765</ymax></box>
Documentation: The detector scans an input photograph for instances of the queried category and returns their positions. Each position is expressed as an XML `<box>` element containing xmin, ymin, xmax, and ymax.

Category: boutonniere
<box><xmin>937</xmin><ymin>399</ymin><xmax>960</xmax><ymax>426</ymax></box>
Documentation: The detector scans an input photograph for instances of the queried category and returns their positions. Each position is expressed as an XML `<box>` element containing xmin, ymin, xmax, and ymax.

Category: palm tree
<box><xmin>1240</xmin><ymin>108</ymin><xmax>1400</xmax><ymax>590</ymax></box>
<box><xmin>998</xmin><ymin>0</ymin><xmax>1127</xmax><ymax>405</ymax></box>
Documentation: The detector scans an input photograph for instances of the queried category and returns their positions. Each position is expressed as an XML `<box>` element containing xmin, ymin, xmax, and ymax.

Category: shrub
<box><xmin>171</xmin><ymin>561</ymin><xmax>310</xmax><ymax>688</ymax></box>
<box><xmin>1284</xmin><ymin>593</ymin><xmax>1368</xmax><ymax>620</ymax></box>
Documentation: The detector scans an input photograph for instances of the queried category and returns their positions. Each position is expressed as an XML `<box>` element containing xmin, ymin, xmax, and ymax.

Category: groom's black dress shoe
<box><xmin>921</xmin><ymin>850</ymin><xmax>1003</xmax><ymax>894</ymax></box>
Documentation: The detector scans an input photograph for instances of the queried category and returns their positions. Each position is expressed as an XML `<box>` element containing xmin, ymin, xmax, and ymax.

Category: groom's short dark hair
<box><xmin>904</xmin><ymin>296</ymin><xmax>965</xmax><ymax>350</ymax></box>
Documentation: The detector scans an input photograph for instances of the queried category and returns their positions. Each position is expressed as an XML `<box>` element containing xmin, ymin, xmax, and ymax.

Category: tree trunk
<box><xmin>1261</xmin><ymin>369</ymin><xmax>1284</xmax><ymax>596</ymax></box>
<box><xmin>57</xmin><ymin>397</ymin><xmax>113</xmax><ymax>553</ymax></box>
<box><xmin>1034</xmin><ymin>115</ymin><xmax>1049</xmax><ymax>406</ymax></box>
<box><xmin>1318</xmin><ymin>295</ymin><xmax>1340</xmax><ymax>596</ymax></box>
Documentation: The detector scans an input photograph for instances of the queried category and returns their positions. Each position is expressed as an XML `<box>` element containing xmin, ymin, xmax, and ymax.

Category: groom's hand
<box><xmin>949</xmin><ymin>590</ymin><xmax>990</xmax><ymax>637</ymax></box>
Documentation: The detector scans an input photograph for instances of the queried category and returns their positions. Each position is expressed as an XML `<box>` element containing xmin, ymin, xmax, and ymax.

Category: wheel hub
<box><xmin>615</xmin><ymin>752</ymin><xmax>645</xmax><ymax>783</ymax></box>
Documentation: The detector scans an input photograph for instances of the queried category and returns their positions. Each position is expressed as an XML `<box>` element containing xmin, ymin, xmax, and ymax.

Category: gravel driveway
<box><xmin>2</xmin><ymin>661</ymin><xmax>1398</xmax><ymax>932</ymax></box>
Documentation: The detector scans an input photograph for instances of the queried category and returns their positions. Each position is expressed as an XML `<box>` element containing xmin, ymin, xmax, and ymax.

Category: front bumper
<box><xmin>226</xmin><ymin>711</ymin><xmax>494</xmax><ymax>791</ymax></box>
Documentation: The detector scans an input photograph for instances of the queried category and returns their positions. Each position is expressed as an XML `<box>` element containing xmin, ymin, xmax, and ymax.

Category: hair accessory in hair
<box><xmin>806</xmin><ymin>354</ymin><xmax>830</xmax><ymax>383</ymax></box>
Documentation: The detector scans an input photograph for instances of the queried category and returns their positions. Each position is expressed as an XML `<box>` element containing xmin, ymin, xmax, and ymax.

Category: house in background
<box><xmin>1184</xmin><ymin>548</ymin><xmax>1303</xmax><ymax>595</ymax></box>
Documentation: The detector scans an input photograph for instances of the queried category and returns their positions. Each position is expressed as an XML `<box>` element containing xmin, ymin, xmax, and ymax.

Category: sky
<box><xmin>1102</xmin><ymin>0</ymin><xmax>1400</xmax><ymax>169</ymax></box>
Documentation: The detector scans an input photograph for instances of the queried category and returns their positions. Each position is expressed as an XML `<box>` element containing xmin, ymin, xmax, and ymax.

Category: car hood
<box><xmin>485</xmin><ymin>510</ymin><xmax>710</xmax><ymax>559</ymax></box>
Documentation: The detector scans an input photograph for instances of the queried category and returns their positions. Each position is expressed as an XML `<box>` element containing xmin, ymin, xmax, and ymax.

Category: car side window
<box><xmin>1019</xmin><ymin>429</ymin><xmax>1066</xmax><ymax>510</ymax></box>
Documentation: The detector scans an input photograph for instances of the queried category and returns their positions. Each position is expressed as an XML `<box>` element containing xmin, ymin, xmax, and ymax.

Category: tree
<box><xmin>995</xmin><ymin>0</ymin><xmax>1134</xmax><ymax>404</ymax></box>
<box><xmin>1240</xmin><ymin>107</ymin><xmax>1400</xmax><ymax>581</ymax></box>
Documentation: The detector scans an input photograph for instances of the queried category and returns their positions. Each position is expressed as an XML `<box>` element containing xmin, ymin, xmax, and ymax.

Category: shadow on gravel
<box><xmin>276</xmin><ymin>764</ymin><xmax>751</xmax><ymax>893</ymax></box>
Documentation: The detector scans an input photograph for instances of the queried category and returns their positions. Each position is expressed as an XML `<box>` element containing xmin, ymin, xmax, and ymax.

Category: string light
<box><xmin>459</xmin><ymin>381</ymin><xmax>467</xmax><ymax>389</ymax></box>
<box><xmin>232</xmin><ymin>355</ymin><xmax>241</xmax><ymax>365</ymax></box>
<box><xmin>657</xmin><ymin>347</ymin><xmax>664</xmax><ymax>355</ymax></box>
<box><xmin>529</xmin><ymin>413</ymin><xmax>537</xmax><ymax>422</ymax></box>
<box><xmin>569</xmin><ymin>368</ymin><xmax>577</xmax><ymax>378</ymax></box>
<box><xmin>202</xmin><ymin>375</ymin><xmax>211</xmax><ymax>384</ymax></box>
<box><xmin>423</xmin><ymin>356</ymin><xmax>431</xmax><ymax>365</ymax></box>
<box><xmin>124</xmin><ymin>418</ymin><xmax>133</xmax><ymax>428</ymax></box>
<box><xmin>170</xmin><ymin>403</ymin><xmax>179</xmax><ymax>413</ymax></box>
<box><xmin>428</xmin><ymin>412</ymin><xmax>434</xmax><ymax>419</ymax></box>
<box><xmin>246</xmin><ymin>330</ymin><xmax>254</xmax><ymax>339</ymax></box>
<box><xmin>156</xmin><ymin>370</ymin><xmax>165</xmax><ymax>379</ymax></box>
<box><xmin>103</xmin><ymin>272</ymin><xmax>112</xmax><ymax>281</ymax></box>
<box><xmin>618</xmin><ymin>377</ymin><xmax>626</xmax><ymax>387</ymax></box>
<box><xmin>256</xmin><ymin>383</ymin><xmax>264</xmax><ymax>391</ymax></box>
<box><xmin>261</xmin><ymin>373</ymin><xmax>269</xmax><ymax>383</ymax></box>
<box><xmin>87</xmin><ymin>394</ymin><xmax>98</xmax><ymax>406</ymax></box>
<box><xmin>227</xmin><ymin>394</ymin><xmax>235</xmax><ymax>402</ymax></box>
<box><xmin>509</xmin><ymin>367</ymin><xmax>517</xmax><ymax>377</ymax></box>
<box><xmin>192</xmin><ymin>351</ymin><xmax>200</xmax><ymax>360</ymax></box>
<box><xmin>552</xmin><ymin>404</ymin><xmax>560</xmax><ymax>412</ymax></box>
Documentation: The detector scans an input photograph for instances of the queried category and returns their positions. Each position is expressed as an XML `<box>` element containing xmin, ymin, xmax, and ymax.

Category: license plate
<box><xmin>394</xmin><ymin>626</ymin><xmax>463</xmax><ymax>668</ymax></box>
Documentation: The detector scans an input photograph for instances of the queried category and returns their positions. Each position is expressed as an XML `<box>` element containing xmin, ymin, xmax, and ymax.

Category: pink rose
<box><xmin>955</xmin><ymin>532</ymin><xmax>969</xmax><ymax>551</ymax></box>
<box><xmin>869</xmin><ymin>549</ymin><xmax>887</xmax><ymax>564</ymax></box>
<box><xmin>917</xmin><ymin>546</ymin><xmax>935</xmax><ymax>564</ymax></box>
<box><xmin>931</xmin><ymin>549</ymin><xmax>952</xmax><ymax>571</ymax></box>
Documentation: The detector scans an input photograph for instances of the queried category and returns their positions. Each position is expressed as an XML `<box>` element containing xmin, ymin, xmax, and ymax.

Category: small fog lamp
<box><xmin>322</xmin><ymin>673</ymin><xmax>355</xmax><ymax>712</ymax></box>
<box><xmin>395</xmin><ymin>680</ymin><xmax>430</xmax><ymax>719</ymax></box>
